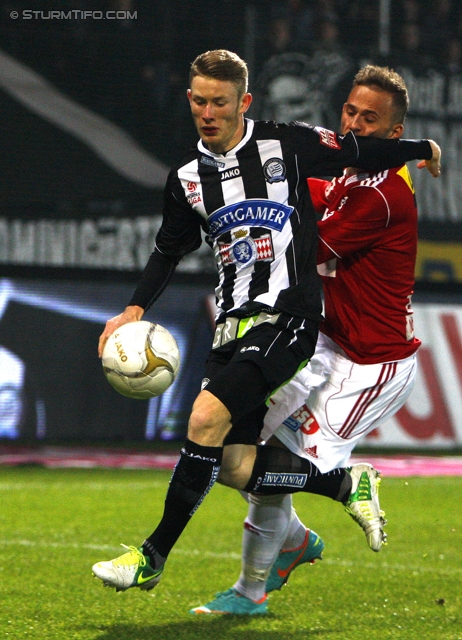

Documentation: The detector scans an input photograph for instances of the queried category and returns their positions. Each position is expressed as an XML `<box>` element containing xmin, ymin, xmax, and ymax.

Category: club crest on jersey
<box><xmin>315</xmin><ymin>126</ymin><xmax>341</xmax><ymax>149</ymax></box>
<box><xmin>219</xmin><ymin>232</ymin><xmax>274</xmax><ymax>268</ymax></box>
<box><xmin>263</xmin><ymin>158</ymin><xmax>286</xmax><ymax>183</ymax></box>
<box><xmin>200</xmin><ymin>155</ymin><xmax>225</xmax><ymax>168</ymax></box>
<box><xmin>230</xmin><ymin>236</ymin><xmax>258</xmax><ymax>267</ymax></box>
<box><xmin>208</xmin><ymin>199</ymin><xmax>293</xmax><ymax>239</ymax></box>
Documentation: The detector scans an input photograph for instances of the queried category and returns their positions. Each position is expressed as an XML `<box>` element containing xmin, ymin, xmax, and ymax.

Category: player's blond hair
<box><xmin>189</xmin><ymin>50</ymin><xmax>249</xmax><ymax>99</ymax></box>
<box><xmin>353</xmin><ymin>65</ymin><xmax>409</xmax><ymax>124</ymax></box>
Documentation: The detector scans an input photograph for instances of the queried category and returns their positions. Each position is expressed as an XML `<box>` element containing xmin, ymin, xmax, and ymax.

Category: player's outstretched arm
<box><xmin>417</xmin><ymin>140</ymin><xmax>441</xmax><ymax>177</ymax></box>
<box><xmin>98</xmin><ymin>305</ymin><xmax>145</xmax><ymax>357</ymax></box>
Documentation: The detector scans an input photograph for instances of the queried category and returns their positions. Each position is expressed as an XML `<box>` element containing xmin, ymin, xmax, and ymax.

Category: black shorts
<box><xmin>203</xmin><ymin>311</ymin><xmax>318</xmax><ymax>442</ymax></box>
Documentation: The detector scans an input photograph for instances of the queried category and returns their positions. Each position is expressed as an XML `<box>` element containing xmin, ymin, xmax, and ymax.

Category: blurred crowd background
<box><xmin>1</xmin><ymin>0</ymin><xmax>461</xmax><ymax>166</ymax></box>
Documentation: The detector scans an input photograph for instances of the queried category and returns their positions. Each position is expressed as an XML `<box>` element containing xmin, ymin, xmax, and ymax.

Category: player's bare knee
<box><xmin>188</xmin><ymin>411</ymin><xmax>226</xmax><ymax>445</ymax></box>
<box><xmin>187</xmin><ymin>390</ymin><xmax>232</xmax><ymax>446</ymax></box>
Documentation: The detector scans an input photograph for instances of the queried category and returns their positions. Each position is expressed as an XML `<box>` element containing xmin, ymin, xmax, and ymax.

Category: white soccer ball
<box><xmin>102</xmin><ymin>321</ymin><xmax>180</xmax><ymax>399</ymax></box>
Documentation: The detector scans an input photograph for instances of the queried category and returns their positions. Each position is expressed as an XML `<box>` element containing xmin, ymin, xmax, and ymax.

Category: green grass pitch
<box><xmin>0</xmin><ymin>466</ymin><xmax>461</xmax><ymax>639</ymax></box>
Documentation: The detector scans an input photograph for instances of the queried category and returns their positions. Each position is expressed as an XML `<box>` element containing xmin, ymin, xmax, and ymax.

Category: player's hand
<box><xmin>98</xmin><ymin>305</ymin><xmax>144</xmax><ymax>358</ymax></box>
<box><xmin>417</xmin><ymin>140</ymin><xmax>441</xmax><ymax>177</ymax></box>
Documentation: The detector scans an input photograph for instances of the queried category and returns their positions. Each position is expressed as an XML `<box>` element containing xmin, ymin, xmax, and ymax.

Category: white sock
<box><xmin>234</xmin><ymin>493</ymin><xmax>292</xmax><ymax>601</ymax></box>
<box><xmin>239</xmin><ymin>491</ymin><xmax>307</xmax><ymax>550</ymax></box>
<box><xmin>282</xmin><ymin>505</ymin><xmax>309</xmax><ymax>550</ymax></box>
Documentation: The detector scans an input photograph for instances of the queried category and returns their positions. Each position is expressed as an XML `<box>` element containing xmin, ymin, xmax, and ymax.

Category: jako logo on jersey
<box><xmin>201</xmin><ymin>377</ymin><xmax>210</xmax><ymax>389</ymax></box>
<box><xmin>263</xmin><ymin>158</ymin><xmax>286</xmax><ymax>183</ymax></box>
<box><xmin>240</xmin><ymin>345</ymin><xmax>260</xmax><ymax>352</ymax></box>
<box><xmin>200</xmin><ymin>155</ymin><xmax>225</xmax><ymax>168</ymax></box>
<box><xmin>208</xmin><ymin>199</ymin><xmax>293</xmax><ymax>239</ymax></box>
<box><xmin>221</xmin><ymin>167</ymin><xmax>241</xmax><ymax>181</ymax></box>
<box><xmin>315</xmin><ymin>127</ymin><xmax>341</xmax><ymax>150</ymax></box>
<box><xmin>262</xmin><ymin>472</ymin><xmax>307</xmax><ymax>488</ymax></box>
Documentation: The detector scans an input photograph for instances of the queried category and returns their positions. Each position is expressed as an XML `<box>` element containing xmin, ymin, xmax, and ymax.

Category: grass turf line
<box><xmin>0</xmin><ymin>467</ymin><xmax>460</xmax><ymax>640</ymax></box>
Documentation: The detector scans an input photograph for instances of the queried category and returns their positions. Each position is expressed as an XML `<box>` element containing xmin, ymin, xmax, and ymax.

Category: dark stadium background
<box><xmin>1</xmin><ymin>0</ymin><xmax>461</xmax><ymax>447</ymax></box>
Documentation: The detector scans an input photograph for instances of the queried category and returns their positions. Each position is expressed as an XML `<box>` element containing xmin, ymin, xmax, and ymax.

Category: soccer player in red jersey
<box><xmin>92</xmin><ymin>52</ymin><xmax>440</xmax><ymax>604</ymax></box>
<box><xmin>192</xmin><ymin>65</ymin><xmax>427</xmax><ymax>615</ymax></box>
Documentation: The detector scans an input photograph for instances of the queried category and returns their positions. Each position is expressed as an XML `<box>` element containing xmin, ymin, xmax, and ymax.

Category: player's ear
<box><xmin>187</xmin><ymin>88</ymin><xmax>192</xmax><ymax>103</ymax></box>
<box><xmin>390</xmin><ymin>123</ymin><xmax>404</xmax><ymax>139</ymax></box>
<box><xmin>240</xmin><ymin>92</ymin><xmax>252</xmax><ymax>113</ymax></box>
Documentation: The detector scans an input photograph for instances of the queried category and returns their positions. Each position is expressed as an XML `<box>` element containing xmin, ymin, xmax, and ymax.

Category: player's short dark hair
<box><xmin>353</xmin><ymin>65</ymin><xmax>409</xmax><ymax>124</ymax></box>
<box><xmin>190</xmin><ymin>49</ymin><xmax>249</xmax><ymax>99</ymax></box>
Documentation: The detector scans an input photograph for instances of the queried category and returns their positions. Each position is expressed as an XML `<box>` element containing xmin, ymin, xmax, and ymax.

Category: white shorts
<box><xmin>261</xmin><ymin>333</ymin><xmax>417</xmax><ymax>473</ymax></box>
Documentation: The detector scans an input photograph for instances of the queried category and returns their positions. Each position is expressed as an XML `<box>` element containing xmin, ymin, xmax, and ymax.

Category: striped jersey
<box><xmin>309</xmin><ymin>166</ymin><xmax>421</xmax><ymax>364</ymax></box>
<box><xmin>130</xmin><ymin>119</ymin><xmax>431</xmax><ymax>320</ymax></box>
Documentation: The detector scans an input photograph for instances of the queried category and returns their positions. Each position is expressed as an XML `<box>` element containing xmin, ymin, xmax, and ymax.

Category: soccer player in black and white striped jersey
<box><xmin>92</xmin><ymin>50</ymin><xmax>441</xmax><ymax>595</ymax></box>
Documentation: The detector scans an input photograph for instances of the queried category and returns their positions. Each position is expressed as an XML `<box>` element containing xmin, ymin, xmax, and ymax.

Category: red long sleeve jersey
<box><xmin>309</xmin><ymin>166</ymin><xmax>421</xmax><ymax>364</ymax></box>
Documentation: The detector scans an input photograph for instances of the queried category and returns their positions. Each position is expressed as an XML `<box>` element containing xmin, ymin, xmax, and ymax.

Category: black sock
<box><xmin>244</xmin><ymin>445</ymin><xmax>350</xmax><ymax>501</ymax></box>
<box><xmin>142</xmin><ymin>439</ymin><xmax>222</xmax><ymax>565</ymax></box>
<box><xmin>336</xmin><ymin>471</ymin><xmax>353</xmax><ymax>503</ymax></box>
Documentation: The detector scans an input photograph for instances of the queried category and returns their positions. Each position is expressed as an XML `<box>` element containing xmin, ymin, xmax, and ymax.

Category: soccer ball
<box><xmin>102</xmin><ymin>321</ymin><xmax>180</xmax><ymax>399</ymax></box>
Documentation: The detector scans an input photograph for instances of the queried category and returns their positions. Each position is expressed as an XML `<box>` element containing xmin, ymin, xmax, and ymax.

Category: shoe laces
<box><xmin>114</xmin><ymin>545</ymin><xmax>146</xmax><ymax>567</ymax></box>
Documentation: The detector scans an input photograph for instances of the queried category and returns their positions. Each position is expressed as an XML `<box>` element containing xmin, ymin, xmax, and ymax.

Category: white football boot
<box><xmin>92</xmin><ymin>545</ymin><xmax>163</xmax><ymax>592</ymax></box>
<box><xmin>344</xmin><ymin>463</ymin><xmax>387</xmax><ymax>552</ymax></box>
